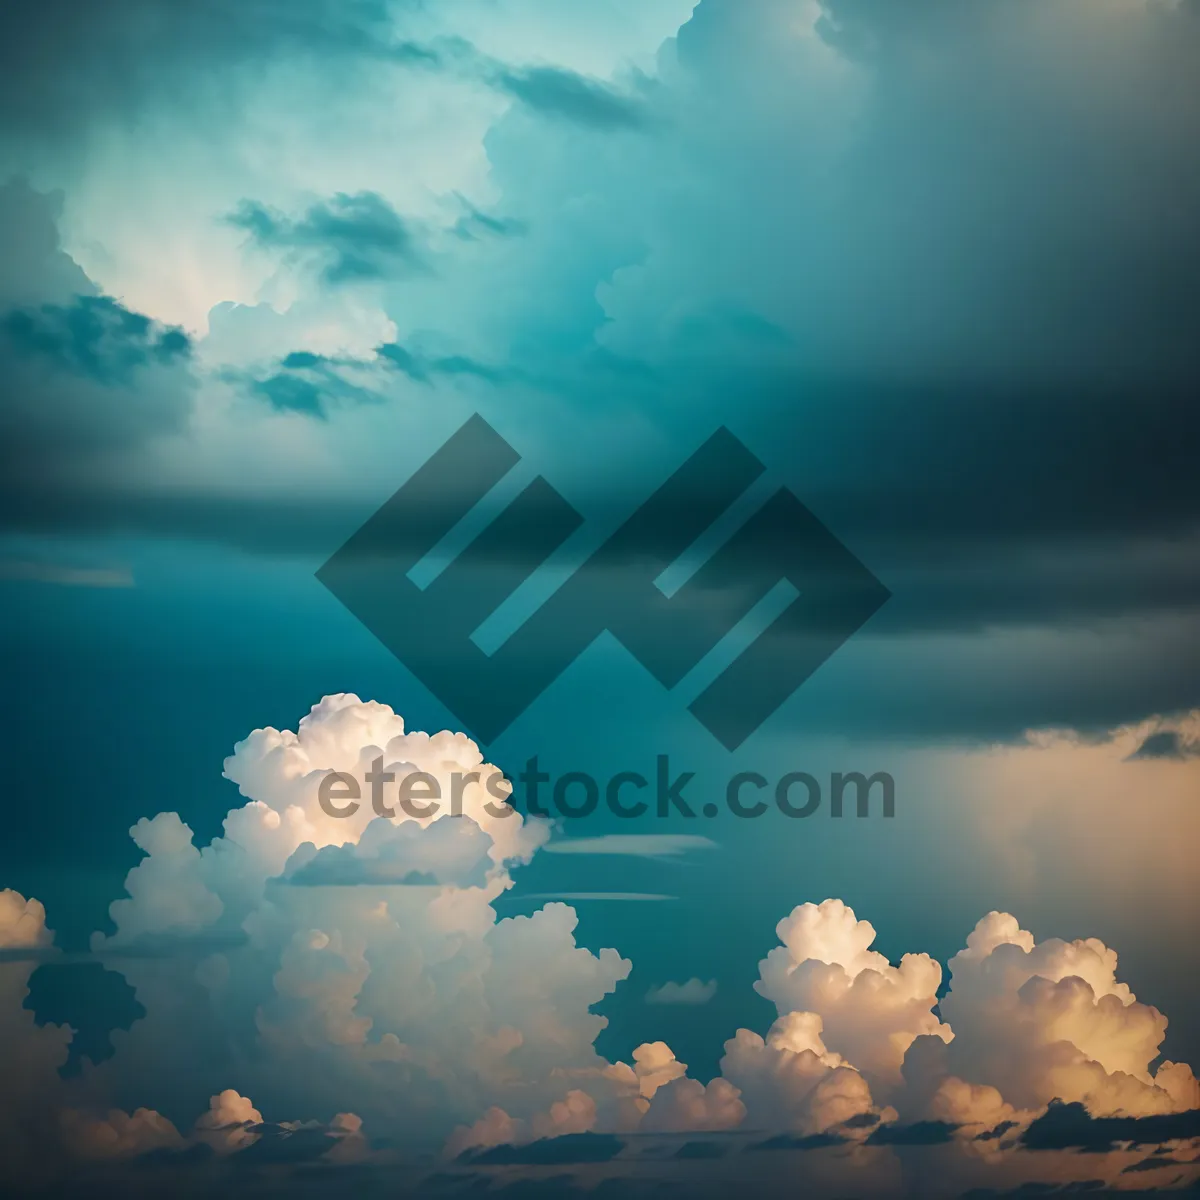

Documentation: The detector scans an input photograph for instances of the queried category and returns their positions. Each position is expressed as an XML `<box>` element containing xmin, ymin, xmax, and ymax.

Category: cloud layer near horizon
<box><xmin>2</xmin><ymin>696</ymin><xmax>1197</xmax><ymax>1196</ymax></box>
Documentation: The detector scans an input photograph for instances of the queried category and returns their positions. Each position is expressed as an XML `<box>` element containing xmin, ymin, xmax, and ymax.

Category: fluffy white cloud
<box><xmin>193</xmin><ymin>1089</ymin><xmax>263</xmax><ymax>1154</ymax></box>
<box><xmin>755</xmin><ymin>898</ymin><xmax>950</xmax><ymax>1095</ymax></box>
<box><xmin>0</xmin><ymin>891</ymin><xmax>72</xmax><ymax>1179</ymax></box>
<box><xmin>79</xmin><ymin>696</ymin><xmax>620</xmax><ymax>1146</ymax></box>
<box><xmin>720</xmin><ymin>1011</ymin><xmax>881</xmax><ymax>1135</ymax></box>
<box><xmin>930</xmin><ymin>911</ymin><xmax>1199</xmax><ymax>1118</ymax></box>
<box><xmin>0</xmin><ymin>888</ymin><xmax>54</xmax><ymax>950</ymax></box>
<box><xmin>641</xmin><ymin>1075</ymin><xmax>745</xmax><ymax>1133</ymax></box>
<box><xmin>61</xmin><ymin>1105</ymin><xmax>183</xmax><ymax>1160</ymax></box>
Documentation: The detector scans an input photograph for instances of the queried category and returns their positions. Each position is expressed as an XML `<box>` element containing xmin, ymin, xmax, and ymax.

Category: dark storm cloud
<box><xmin>865</xmin><ymin>1119</ymin><xmax>957</xmax><ymax>1146</ymax></box>
<box><xmin>459</xmin><ymin>1131</ymin><xmax>625</xmax><ymax>1165</ymax></box>
<box><xmin>1021</xmin><ymin>1099</ymin><xmax>1200</xmax><ymax>1152</ymax></box>
<box><xmin>3</xmin><ymin>295</ymin><xmax>190</xmax><ymax>383</ymax></box>
<box><xmin>0</xmin><ymin>0</ymin><xmax>657</xmax><ymax>153</ymax></box>
<box><xmin>3</xmin><ymin>2</ymin><xmax>1200</xmax><ymax>741</ymax></box>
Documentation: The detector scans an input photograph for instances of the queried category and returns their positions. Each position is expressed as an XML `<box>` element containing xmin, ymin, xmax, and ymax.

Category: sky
<box><xmin>1</xmin><ymin>1</ymin><xmax>1198</xmax><ymax>1196</ymax></box>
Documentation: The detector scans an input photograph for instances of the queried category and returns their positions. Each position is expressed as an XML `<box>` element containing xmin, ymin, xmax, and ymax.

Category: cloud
<box><xmin>1127</xmin><ymin>729</ymin><xmax>1199</xmax><ymax>761</ymax></box>
<box><xmin>0</xmin><ymin>741</ymin><xmax>1198</xmax><ymax>1195</ymax></box>
<box><xmin>15</xmin><ymin>699</ymin><xmax>1182</xmax><ymax>1188</ymax></box>
<box><xmin>1021</xmin><ymin>1098</ymin><xmax>1200</xmax><ymax>1153</ymax></box>
<box><xmin>491</xmin><ymin>64</ymin><xmax>648</xmax><ymax>128</ymax></box>
<box><xmin>0</xmin><ymin>890</ymin><xmax>55</xmax><ymax>950</ymax></box>
<box><xmin>283</xmin><ymin>816</ymin><xmax>495</xmax><ymax>889</ymax></box>
<box><xmin>925</xmin><ymin>910</ymin><xmax>1200</xmax><ymax>1119</ymax></box>
<box><xmin>228</xmin><ymin>192</ymin><xmax>427</xmax><ymax>285</ymax></box>
<box><xmin>70</xmin><ymin>696</ymin><xmax>643</xmax><ymax>1159</ymax></box>
<box><xmin>461</xmin><ymin>1130</ymin><xmax>624</xmax><ymax>1165</ymax></box>
<box><xmin>645</xmin><ymin>978</ymin><xmax>717</xmax><ymax>1006</ymax></box>
<box><xmin>192</xmin><ymin>1090</ymin><xmax>263</xmax><ymax>1155</ymax></box>
<box><xmin>62</xmin><ymin>1106</ymin><xmax>183</xmax><ymax>1160</ymax></box>
<box><xmin>955</xmin><ymin>715</ymin><xmax>1200</xmax><ymax>969</ymax></box>
<box><xmin>641</xmin><ymin>1076</ymin><xmax>745</xmax><ymax>1134</ymax></box>
<box><xmin>0</xmin><ymin>559</ymin><xmax>134</xmax><ymax>588</ymax></box>
<box><xmin>0</xmin><ymin>891</ymin><xmax>72</xmax><ymax>1181</ymax></box>
<box><xmin>3</xmin><ymin>0</ymin><xmax>1200</xmax><ymax>747</ymax></box>
<box><xmin>3</xmin><ymin>294</ymin><xmax>190</xmax><ymax>382</ymax></box>
<box><xmin>516</xmin><ymin>892</ymin><xmax>678</xmax><ymax>902</ymax></box>
<box><xmin>0</xmin><ymin>179</ymin><xmax>197</xmax><ymax>513</ymax></box>
<box><xmin>450</xmin><ymin>196</ymin><xmax>527</xmax><ymax>242</ymax></box>
<box><xmin>541</xmin><ymin>835</ymin><xmax>718</xmax><ymax>858</ymax></box>
<box><xmin>0</xmin><ymin>0</ymin><xmax>399</xmax><ymax>142</ymax></box>
<box><xmin>865</xmin><ymin>1118</ymin><xmax>956</xmax><ymax>1146</ymax></box>
<box><xmin>754</xmin><ymin>898</ymin><xmax>950</xmax><ymax>1096</ymax></box>
<box><xmin>719</xmin><ymin>1011</ymin><xmax>881</xmax><ymax>1136</ymax></box>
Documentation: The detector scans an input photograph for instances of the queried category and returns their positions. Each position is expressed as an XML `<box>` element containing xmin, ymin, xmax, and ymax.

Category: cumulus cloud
<box><xmin>754</xmin><ymin>898</ymin><xmax>950</xmax><ymax>1096</ymax></box>
<box><xmin>0</xmin><ymin>891</ymin><xmax>71</xmax><ymax>1179</ymax></box>
<box><xmin>77</xmin><ymin>696</ymin><xmax>624</xmax><ymax>1151</ymax></box>
<box><xmin>0</xmin><ymin>889</ymin><xmax>55</xmax><ymax>952</ymax></box>
<box><xmin>927</xmin><ymin>910</ymin><xmax>1199</xmax><ymax>1119</ymax></box>
<box><xmin>61</xmin><ymin>1105</ymin><xmax>183</xmax><ymax>1160</ymax></box>
<box><xmin>641</xmin><ymin>1075</ymin><xmax>745</xmax><ymax>1133</ymax></box>
<box><xmin>193</xmin><ymin>1090</ymin><xmax>264</xmax><ymax>1155</ymax></box>
<box><xmin>720</xmin><ymin>1011</ymin><xmax>881</xmax><ymax>1136</ymax></box>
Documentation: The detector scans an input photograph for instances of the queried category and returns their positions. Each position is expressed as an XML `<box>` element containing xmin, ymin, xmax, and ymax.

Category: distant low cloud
<box><xmin>1127</xmin><ymin>729</ymin><xmax>1200</xmax><ymax>761</ymax></box>
<box><xmin>541</xmin><ymin>835</ymin><xmax>718</xmax><ymax>858</ymax></box>
<box><xmin>516</xmin><ymin>892</ymin><xmax>678</xmax><ymax>903</ymax></box>
<box><xmin>0</xmin><ymin>559</ymin><xmax>133</xmax><ymax>588</ymax></box>
<box><xmin>646</xmin><ymin>978</ymin><xmax>717</xmax><ymax>1006</ymax></box>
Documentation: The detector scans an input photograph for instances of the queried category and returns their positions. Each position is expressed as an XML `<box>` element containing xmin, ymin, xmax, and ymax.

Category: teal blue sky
<box><xmin>1</xmin><ymin>2</ymin><xmax>1199</xmax><ymax>1195</ymax></box>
